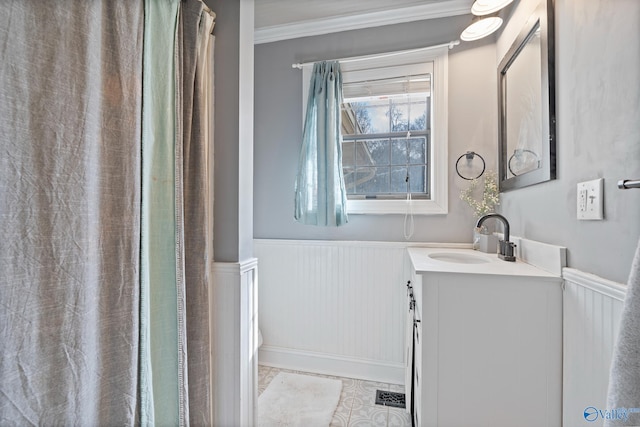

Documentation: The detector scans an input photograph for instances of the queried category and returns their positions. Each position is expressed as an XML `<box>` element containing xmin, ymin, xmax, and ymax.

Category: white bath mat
<box><xmin>258</xmin><ymin>372</ymin><xmax>342</xmax><ymax>427</ymax></box>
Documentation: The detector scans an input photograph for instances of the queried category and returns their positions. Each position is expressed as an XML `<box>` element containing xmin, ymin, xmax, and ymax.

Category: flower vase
<box><xmin>474</xmin><ymin>230</ymin><xmax>499</xmax><ymax>254</ymax></box>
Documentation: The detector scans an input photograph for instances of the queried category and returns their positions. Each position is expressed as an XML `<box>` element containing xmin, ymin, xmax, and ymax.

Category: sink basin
<box><xmin>427</xmin><ymin>252</ymin><xmax>491</xmax><ymax>264</ymax></box>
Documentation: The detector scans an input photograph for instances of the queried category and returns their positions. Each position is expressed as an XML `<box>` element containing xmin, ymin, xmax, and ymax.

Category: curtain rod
<box><xmin>291</xmin><ymin>40</ymin><xmax>459</xmax><ymax>69</ymax></box>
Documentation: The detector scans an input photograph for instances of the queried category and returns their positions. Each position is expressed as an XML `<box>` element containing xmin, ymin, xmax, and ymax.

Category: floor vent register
<box><xmin>375</xmin><ymin>390</ymin><xmax>406</xmax><ymax>409</ymax></box>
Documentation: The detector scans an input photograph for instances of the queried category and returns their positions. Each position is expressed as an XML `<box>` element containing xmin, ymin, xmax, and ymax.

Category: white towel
<box><xmin>605</xmin><ymin>237</ymin><xmax>640</xmax><ymax>426</ymax></box>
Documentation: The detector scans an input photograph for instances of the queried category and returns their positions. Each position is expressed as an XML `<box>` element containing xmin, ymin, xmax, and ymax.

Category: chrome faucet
<box><xmin>475</xmin><ymin>213</ymin><xmax>516</xmax><ymax>262</ymax></box>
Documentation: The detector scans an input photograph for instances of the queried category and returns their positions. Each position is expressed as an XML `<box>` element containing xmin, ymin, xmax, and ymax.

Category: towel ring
<box><xmin>455</xmin><ymin>151</ymin><xmax>485</xmax><ymax>180</ymax></box>
<box><xmin>508</xmin><ymin>149</ymin><xmax>540</xmax><ymax>176</ymax></box>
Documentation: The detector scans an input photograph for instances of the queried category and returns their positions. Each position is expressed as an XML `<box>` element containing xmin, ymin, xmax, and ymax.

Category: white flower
<box><xmin>460</xmin><ymin>171</ymin><xmax>500</xmax><ymax>219</ymax></box>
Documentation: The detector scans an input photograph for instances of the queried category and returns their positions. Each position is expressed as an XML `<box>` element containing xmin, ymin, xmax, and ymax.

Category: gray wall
<box><xmin>211</xmin><ymin>0</ymin><xmax>254</xmax><ymax>262</ymax></box>
<box><xmin>253</xmin><ymin>0</ymin><xmax>640</xmax><ymax>284</ymax></box>
<box><xmin>497</xmin><ymin>0</ymin><xmax>640</xmax><ymax>283</ymax></box>
<box><xmin>254</xmin><ymin>15</ymin><xmax>499</xmax><ymax>244</ymax></box>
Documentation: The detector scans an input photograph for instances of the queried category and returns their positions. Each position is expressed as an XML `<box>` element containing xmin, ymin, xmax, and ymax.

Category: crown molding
<box><xmin>254</xmin><ymin>0</ymin><xmax>471</xmax><ymax>44</ymax></box>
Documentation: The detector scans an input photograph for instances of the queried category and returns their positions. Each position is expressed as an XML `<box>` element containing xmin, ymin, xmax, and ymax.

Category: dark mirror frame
<box><xmin>498</xmin><ymin>0</ymin><xmax>556</xmax><ymax>191</ymax></box>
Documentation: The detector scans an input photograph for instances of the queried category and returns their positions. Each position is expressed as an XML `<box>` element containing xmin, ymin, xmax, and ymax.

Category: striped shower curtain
<box><xmin>0</xmin><ymin>1</ymin><xmax>215</xmax><ymax>425</ymax></box>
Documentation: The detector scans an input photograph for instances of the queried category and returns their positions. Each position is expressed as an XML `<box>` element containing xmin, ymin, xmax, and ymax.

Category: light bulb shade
<box><xmin>460</xmin><ymin>15</ymin><xmax>503</xmax><ymax>41</ymax></box>
<box><xmin>471</xmin><ymin>0</ymin><xmax>514</xmax><ymax>16</ymax></box>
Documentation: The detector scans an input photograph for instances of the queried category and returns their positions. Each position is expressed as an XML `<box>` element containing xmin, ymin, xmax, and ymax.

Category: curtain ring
<box><xmin>455</xmin><ymin>151</ymin><xmax>485</xmax><ymax>180</ymax></box>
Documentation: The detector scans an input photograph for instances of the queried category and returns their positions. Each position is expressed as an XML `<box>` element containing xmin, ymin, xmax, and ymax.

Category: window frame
<box><xmin>301</xmin><ymin>45</ymin><xmax>449</xmax><ymax>215</ymax></box>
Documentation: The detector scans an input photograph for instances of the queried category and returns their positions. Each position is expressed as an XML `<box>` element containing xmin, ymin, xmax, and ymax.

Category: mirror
<box><xmin>498</xmin><ymin>1</ymin><xmax>556</xmax><ymax>191</ymax></box>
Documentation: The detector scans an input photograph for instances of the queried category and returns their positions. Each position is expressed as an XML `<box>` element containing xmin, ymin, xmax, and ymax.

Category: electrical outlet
<box><xmin>577</xmin><ymin>178</ymin><xmax>604</xmax><ymax>220</ymax></box>
<box><xmin>578</xmin><ymin>188</ymin><xmax>588</xmax><ymax>211</ymax></box>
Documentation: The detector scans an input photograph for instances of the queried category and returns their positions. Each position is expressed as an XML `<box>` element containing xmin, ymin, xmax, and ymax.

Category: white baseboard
<box><xmin>259</xmin><ymin>345</ymin><xmax>404</xmax><ymax>385</ymax></box>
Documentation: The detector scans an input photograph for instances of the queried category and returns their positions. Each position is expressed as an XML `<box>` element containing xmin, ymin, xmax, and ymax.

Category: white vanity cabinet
<box><xmin>406</xmin><ymin>248</ymin><xmax>562</xmax><ymax>427</ymax></box>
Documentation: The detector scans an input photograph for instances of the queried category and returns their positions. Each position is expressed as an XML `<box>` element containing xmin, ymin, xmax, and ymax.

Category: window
<box><xmin>341</xmin><ymin>70</ymin><xmax>431</xmax><ymax>199</ymax></box>
<box><xmin>302</xmin><ymin>46</ymin><xmax>449</xmax><ymax>214</ymax></box>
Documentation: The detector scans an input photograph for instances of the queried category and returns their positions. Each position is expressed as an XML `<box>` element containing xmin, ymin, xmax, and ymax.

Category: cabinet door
<box><xmin>425</xmin><ymin>272</ymin><xmax>561</xmax><ymax>427</ymax></box>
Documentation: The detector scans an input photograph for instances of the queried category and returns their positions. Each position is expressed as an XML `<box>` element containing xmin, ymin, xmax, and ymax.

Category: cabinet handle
<box><xmin>406</xmin><ymin>281</ymin><xmax>413</xmax><ymax>295</ymax></box>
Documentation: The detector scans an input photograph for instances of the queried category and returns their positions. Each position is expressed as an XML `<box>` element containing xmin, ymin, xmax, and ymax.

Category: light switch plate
<box><xmin>577</xmin><ymin>178</ymin><xmax>604</xmax><ymax>220</ymax></box>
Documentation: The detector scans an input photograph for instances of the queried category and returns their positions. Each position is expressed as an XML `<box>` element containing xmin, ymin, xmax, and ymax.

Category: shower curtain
<box><xmin>0</xmin><ymin>1</ymin><xmax>214</xmax><ymax>425</ymax></box>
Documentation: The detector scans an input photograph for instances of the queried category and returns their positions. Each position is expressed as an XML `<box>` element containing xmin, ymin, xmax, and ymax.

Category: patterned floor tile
<box><xmin>388</xmin><ymin>407</ymin><xmax>412</xmax><ymax>427</ymax></box>
<box><xmin>355</xmin><ymin>380</ymin><xmax>388</xmax><ymax>407</ymax></box>
<box><xmin>257</xmin><ymin>365</ymin><xmax>279</xmax><ymax>396</ymax></box>
<box><xmin>344</xmin><ymin>394</ymin><xmax>365</xmax><ymax>412</ymax></box>
<box><xmin>258</xmin><ymin>366</ymin><xmax>271</xmax><ymax>379</ymax></box>
<box><xmin>330</xmin><ymin>401</ymin><xmax>352</xmax><ymax>426</ymax></box>
<box><xmin>340</xmin><ymin>376</ymin><xmax>359</xmax><ymax>394</ymax></box>
<box><xmin>339</xmin><ymin>388</ymin><xmax>351</xmax><ymax>403</ymax></box>
<box><xmin>257</xmin><ymin>365</ymin><xmax>411</xmax><ymax>426</ymax></box>
<box><xmin>348</xmin><ymin>405</ymin><xmax>388</xmax><ymax>426</ymax></box>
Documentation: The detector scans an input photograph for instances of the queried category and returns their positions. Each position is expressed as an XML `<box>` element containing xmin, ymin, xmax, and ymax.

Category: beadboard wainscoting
<box><xmin>255</xmin><ymin>239</ymin><xmax>408</xmax><ymax>384</ymax></box>
<box><xmin>255</xmin><ymin>239</ymin><xmax>470</xmax><ymax>384</ymax></box>
<box><xmin>212</xmin><ymin>259</ymin><xmax>259</xmax><ymax>427</ymax></box>
<box><xmin>562</xmin><ymin>268</ymin><xmax>627</xmax><ymax>427</ymax></box>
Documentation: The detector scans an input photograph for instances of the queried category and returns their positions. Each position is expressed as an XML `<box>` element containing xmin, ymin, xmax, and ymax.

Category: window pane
<box><xmin>391</xmin><ymin>138</ymin><xmax>408</xmax><ymax>165</ymax></box>
<box><xmin>342</xmin><ymin>94</ymin><xmax>431</xmax><ymax>136</ymax></box>
<box><xmin>390</xmin><ymin>166</ymin><xmax>426</xmax><ymax>194</ymax></box>
<box><xmin>353</xmin><ymin>141</ymin><xmax>368</xmax><ymax>166</ymax></box>
<box><xmin>363</xmin><ymin>139</ymin><xmax>389</xmax><ymax>166</ymax></box>
<box><xmin>370</xmin><ymin>102</ymin><xmax>391</xmax><ymax>134</ymax></box>
<box><xmin>408</xmin><ymin>98</ymin><xmax>428</xmax><ymax>131</ymax></box>
<box><xmin>343</xmin><ymin>166</ymin><xmax>355</xmax><ymax>193</ymax></box>
<box><xmin>409</xmin><ymin>165</ymin><xmax>427</xmax><ymax>193</ymax></box>
<box><xmin>408</xmin><ymin>137</ymin><xmax>426</xmax><ymax>165</ymax></box>
<box><xmin>355</xmin><ymin>167</ymin><xmax>390</xmax><ymax>194</ymax></box>
<box><xmin>391</xmin><ymin>166</ymin><xmax>408</xmax><ymax>193</ymax></box>
<box><xmin>342</xmin><ymin>100</ymin><xmax>390</xmax><ymax>134</ymax></box>
<box><xmin>342</xmin><ymin>141</ymin><xmax>355</xmax><ymax>167</ymax></box>
<box><xmin>389</xmin><ymin>100</ymin><xmax>409</xmax><ymax>132</ymax></box>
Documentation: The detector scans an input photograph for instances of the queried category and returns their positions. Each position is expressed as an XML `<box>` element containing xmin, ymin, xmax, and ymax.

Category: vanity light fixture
<box><xmin>471</xmin><ymin>0</ymin><xmax>514</xmax><ymax>16</ymax></box>
<box><xmin>460</xmin><ymin>13</ymin><xmax>503</xmax><ymax>41</ymax></box>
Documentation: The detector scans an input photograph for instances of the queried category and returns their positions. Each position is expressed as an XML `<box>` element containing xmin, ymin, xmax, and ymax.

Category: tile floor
<box><xmin>258</xmin><ymin>365</ymin><xmax>412</xmax><ymax>427</ymax></box>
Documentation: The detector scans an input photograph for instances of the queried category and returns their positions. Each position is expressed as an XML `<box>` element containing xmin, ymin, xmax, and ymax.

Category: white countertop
<box><xmin>407</xmin><ymin>247</ymin><xmax>560</xmax><ymax>278</ymax></box>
